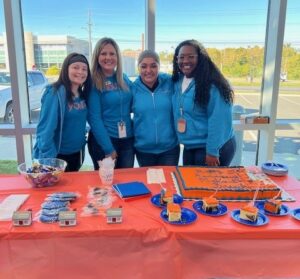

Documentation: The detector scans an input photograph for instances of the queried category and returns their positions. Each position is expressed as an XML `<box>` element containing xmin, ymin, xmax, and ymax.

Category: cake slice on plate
<box><xmin>264</xmin><ymin>199</ymin><xmax>281</xmax><ymax>214</ymax></box>
<box><xmin>167</xmin><ymin>203</ymin><xmax>181</xmax><ymax>222</ymax></box>
<box><xmin>160</xmin><ymin>189</ymin><xmax>173</xmax><ymax>204</ymax></box>
<box><xmin>202</xmin><ymin>196</ymin><xmax>219</xmax><ymax>213</ymax></box>
<box><xmin>240</xmin><ymin>203</ymin><xmax>258</xmax><ymax>222</ymax></box>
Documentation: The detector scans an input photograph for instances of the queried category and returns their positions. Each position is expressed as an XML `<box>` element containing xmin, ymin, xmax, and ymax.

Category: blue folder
<box><xmin>112</xmin><ymin>181</ymin><xmax>151</xmax><ymax>199</ymax></box>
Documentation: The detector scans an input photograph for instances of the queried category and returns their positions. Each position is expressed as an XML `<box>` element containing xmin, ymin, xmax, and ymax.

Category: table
<box><xmin>1</xmin><ymin>167</ymin><xmax>300</xmax><ymax>279</ymax></box>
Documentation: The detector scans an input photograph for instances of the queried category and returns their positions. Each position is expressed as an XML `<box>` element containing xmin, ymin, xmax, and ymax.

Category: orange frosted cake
<box><xmin>202</xmin><ymin>196</ymin><xmax>219</xmax><ymax>212</ymax></box>
<box><xmin>264</xmin><ymin>199</ymin><xmax>281</xmax><ymax>214</ymax></box>
<box><xmin>173</xmin><ymin>166</ymin><xmax>281</xmax><ymax>201</ymax></box>
<box><xmin>240</xmin><ymin>204</ymin><xmax>258</xmax><ymax>222</ymax></box>
<box><xmin>167</xmin><ymin>203</ymin><xmax>181</xmax><ymax>222</ymax></box>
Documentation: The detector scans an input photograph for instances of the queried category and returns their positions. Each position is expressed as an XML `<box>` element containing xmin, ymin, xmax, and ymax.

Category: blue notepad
<box><xmin>112</xmin><ymin>181</ymin><xmax>151</xmax><ymax>199</ymax></box>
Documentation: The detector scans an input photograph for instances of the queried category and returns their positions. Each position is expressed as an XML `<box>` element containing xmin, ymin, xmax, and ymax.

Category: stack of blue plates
<box><xmin>261</xmin><ymin>162</ymin><xmax>288</xmax><ymax>176</ymax></box>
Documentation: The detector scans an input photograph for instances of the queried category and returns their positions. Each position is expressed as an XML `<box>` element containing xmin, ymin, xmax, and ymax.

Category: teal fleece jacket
<box><xmin>132</xmin><ymin>73</ymin><xmax>178</xmax><ymax>154</ymax></box>
<box><xmin>87</xmin><ymin>74</ymin><xmax>133</xmax><ymax>155</ymax></box>
<box><xmin>33</xmin><ymin>85</ymin><xmax>87</xmax><ymax>158</ymax></box>
<box><xmin>172</xmin><ymin>77</ymin><xmax>234</xmax><ymax>157</ymax></box>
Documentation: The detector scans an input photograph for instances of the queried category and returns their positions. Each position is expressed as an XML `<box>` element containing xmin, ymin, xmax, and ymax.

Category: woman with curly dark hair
<box><xmin>172</xmin><ymin>39</ymin><xmax>236</xmax><ymax>166</ymax></box>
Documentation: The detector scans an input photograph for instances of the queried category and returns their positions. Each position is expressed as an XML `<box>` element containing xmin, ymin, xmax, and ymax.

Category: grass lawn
<box><xmin>0</xmin><ymin>160</ymin><xmax>93</xmax><ymax>174</ymax></box>
<box><xmin>0</xmin><ymin>160</ymin><xmax>18</xmax><ymax>174</ymax></box>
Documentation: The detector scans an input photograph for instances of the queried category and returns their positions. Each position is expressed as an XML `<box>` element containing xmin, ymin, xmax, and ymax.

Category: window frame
<box><xmin>1</xmin><ymin>0</ymin><xmax>299</xmax><ymax>169</ymax></box>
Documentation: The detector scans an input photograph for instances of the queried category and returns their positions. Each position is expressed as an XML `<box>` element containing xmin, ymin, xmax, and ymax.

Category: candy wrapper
<box><xmin>81</xmin><ymin>186</ymin><xmax>116</xmax><ymax>217</ymax></box>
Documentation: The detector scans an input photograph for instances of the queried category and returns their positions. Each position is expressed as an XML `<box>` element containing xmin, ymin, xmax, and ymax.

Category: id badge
<box><xmin>118</xmin><ymin>121</ymin><xmax>127</xmax><ymax>138</ymax></box>
<box><xmin>177</xmin><ymin>118</ymin><xmax>186</xmax><ymax>133</ymax></box>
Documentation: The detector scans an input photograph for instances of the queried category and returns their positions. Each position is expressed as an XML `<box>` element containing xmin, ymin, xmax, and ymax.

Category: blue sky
<box><xmin>1</xmin><ymin>0</ymin><xmax>299</xmax><ymax>51</ymax></box>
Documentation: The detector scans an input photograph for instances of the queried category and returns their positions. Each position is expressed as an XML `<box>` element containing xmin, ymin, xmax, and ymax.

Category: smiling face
<box><xmin>177</xmin><ymin>45</ymin><xmax>198</xmax><ymax>78</ymax></box>
<box><xmin>138</xmin><ymin>57</ymin><xmax>159</xmax><ymax>88</ymax></box>
<box><xmin>98</xmin><ymin>43</ymin><xmax>118</xmax><ymax>76</ymax></box>
<box><xmin>68</xmin><ymin>62</ymin><xmax>88</xmax><ymax>91</ymax></box>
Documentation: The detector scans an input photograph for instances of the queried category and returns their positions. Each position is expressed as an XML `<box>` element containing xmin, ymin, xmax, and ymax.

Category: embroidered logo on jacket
<box><xmin>68</xmin><ymin>100</ymin><xmax>86</xmax><ymax>111</ymax></box>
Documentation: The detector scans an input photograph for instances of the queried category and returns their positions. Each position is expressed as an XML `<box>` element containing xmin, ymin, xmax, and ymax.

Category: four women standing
<box><xmin>34</xmin><ymin>38</ymin><xmax>236</xmax><ymax>170</ymax></box>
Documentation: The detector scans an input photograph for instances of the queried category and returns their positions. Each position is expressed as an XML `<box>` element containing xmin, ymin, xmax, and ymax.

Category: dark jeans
<box><xmin>183</xmin><ymin>136</ymin><xmax>236</xmax><ymax>166</ymax></box>
<box><xmin>136</xmin><ymin>145</ymin><xmax>180</xmax><ymax>167</ymax></box>
<box><xmin>88</xmin><ymin>132</ymin><xmax>135</xmax><ymax>170</ymax></box>
<box><xmin>57</xmin><ymin>147</ymin><xmax>85</xmax><ymax>172</ymax></box>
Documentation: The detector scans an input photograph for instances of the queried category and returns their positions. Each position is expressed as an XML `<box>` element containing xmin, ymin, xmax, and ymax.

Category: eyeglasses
<box><xmin>177</xmin><ymin>54</ymin><xmax>198</xmax><ymax>62</ymax></box>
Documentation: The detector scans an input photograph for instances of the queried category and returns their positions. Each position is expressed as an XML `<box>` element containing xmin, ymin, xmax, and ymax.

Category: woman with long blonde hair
<box><xmin>87</xmin><ymin>37</ymin><xmax>134</xmax><ymax>169</ymax></box>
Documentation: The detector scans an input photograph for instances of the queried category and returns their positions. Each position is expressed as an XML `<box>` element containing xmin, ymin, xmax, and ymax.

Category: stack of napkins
<box><xmin>0</xmin><ymin>194</ymin><xmax>29</xmax><ymax>221</ymax></box>
<box><xmin>146</xmin><ymin>168</ymin><xmax>166</xmax><ymax>184</ymax></box>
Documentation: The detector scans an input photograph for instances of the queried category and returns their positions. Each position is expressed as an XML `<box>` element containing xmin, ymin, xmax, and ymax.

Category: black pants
<box><xmin>135</xmin><ymin>145</ymin><xmax>180</xmax><ymax>167</ymax></box>
<box><xmin>88</xmin><ymin>132</ymin><xmax>135</xmax><ymax>170</ymax></box>
<box><xmin>183</xmin><ymin>136</ymin><xmax>236</xmax><ymax>166</ymax></box>
<box><xmin>57</xmin><ymin>148</ymin><xmax>85</xmax><ymax>172</ymax></box>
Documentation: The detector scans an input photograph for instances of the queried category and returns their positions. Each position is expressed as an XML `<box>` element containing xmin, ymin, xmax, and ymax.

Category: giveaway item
<box><xmin>58</xmin><ymin>211</ymin><xmax>77</xmax><ymax>226</ymax></box>
<box><xmin>112</xmin><ymin>181</ymin><xmax>151</xmax><ymax>200</ymax></box>
<box><xmin>106</xmin><ymin>207</ymin><xmax>123</xmax><ymax>224</ymax></box>
<box><xmin>18</xmin><ymin>158</ymin><xmax>67</xmax><ymax>188</ymax></box>
<box><xmin>98</xmin><ymin>158</ymin><xmax>115</xmax><ymax>186</ymax></box>
<box><xmin>12</xmin><ymin>210</ymin><xmax>32</xmax><ymax>226</ymax></box>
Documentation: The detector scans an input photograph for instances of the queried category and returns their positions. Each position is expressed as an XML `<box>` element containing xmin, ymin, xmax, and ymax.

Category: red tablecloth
<box><xmin>1</xmin><ymin>167</ymin><xmax>300</xmax><ymax>279</ymax></box>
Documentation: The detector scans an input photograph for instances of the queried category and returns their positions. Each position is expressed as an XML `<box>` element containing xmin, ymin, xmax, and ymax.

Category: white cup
<box><xmin>99</xmin><ymin>167</ymin><xmax>114</xmax><ymax>186</ymax></box>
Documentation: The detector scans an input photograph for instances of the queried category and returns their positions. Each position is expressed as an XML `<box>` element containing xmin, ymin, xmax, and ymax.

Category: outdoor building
<box><xmin>0</xmin><ymin>32</ymin><xmax>89</xmax><ymax>71</ymax></box>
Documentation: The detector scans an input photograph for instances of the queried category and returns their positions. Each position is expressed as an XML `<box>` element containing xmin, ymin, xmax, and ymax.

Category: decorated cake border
<box><xmin>173</xmin><ymin>166</ymin><xmax>281</xmax><ymax>201</ymax></box>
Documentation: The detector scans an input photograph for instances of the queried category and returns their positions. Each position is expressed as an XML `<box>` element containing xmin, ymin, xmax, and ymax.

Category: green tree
<box><xmin>282</xmin><ymin>44</ymin><xmax>300</xmax><ymax>80</ymax></box>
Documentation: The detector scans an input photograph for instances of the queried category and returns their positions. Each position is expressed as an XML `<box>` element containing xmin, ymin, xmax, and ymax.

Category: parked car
<box><xmin>0</xmin><ymin>71</ymin><xmax>48</xmax><ymax>123</ymax></box>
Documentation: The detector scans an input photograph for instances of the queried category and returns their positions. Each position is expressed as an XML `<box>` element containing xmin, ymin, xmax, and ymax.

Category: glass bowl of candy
<box><xmin>18</xmin><ymin>158</ymin><xmax>67</xmax><ymax>188</ymax></box>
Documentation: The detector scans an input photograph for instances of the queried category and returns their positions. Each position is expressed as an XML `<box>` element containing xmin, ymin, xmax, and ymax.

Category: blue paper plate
<box><xmin>160</xmin><ymin>207</ymin><xmax>197</xmax><ymax>225</ymax></box>
<box><xmin>231</xmin><ymin>209</ymin><xmax>269</xmax><ymax>226</ymax></box>
<box><xmin>193</xmin><ymin>201</ymin><xmax>228</xmax><ymax>216</ymax></box>
<box><xmin>290</xmin><ymin>208</ymin><xmax>300</xmax><ymax>221</ymax></box>
<box><xmin>261</xmin><ymin>162</ymin><xmax>288</xmax><ymax>176</ymax></box>
<box><xmin>151</xmin><ymin>193</ymin><xmax>183</xmax><ymax>208</ymax></box>
<box><xmin>255</xmin><ymin>201</ymin><xmax>289</xmax><ymax>216</ymax></box>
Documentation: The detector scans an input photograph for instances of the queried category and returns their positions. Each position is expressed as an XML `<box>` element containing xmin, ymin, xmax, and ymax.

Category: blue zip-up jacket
<box><xmin>172</xmin><ymin>77</ymin><xmax>234</xmax><ymax>157</ymax></box>
<box><xmin>33</xmin><ymin>85</ymin><xmax>87</xmax><ymax>158</ymax></box>
<box><xmin>88</xmin><ymin>73</ymin><xmax>133</xmax><ymax>155</ymax></box>
<box><xmin>132</xmin><ymin>73</ymin><xmax>178</xmax><ymax>154</ymax></box>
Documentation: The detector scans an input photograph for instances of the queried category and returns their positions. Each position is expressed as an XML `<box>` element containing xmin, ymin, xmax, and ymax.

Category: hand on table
<box><xmin>205</xmin><ymin>155</ymin><xmax>220</xmax><ymax>166</ymax></box>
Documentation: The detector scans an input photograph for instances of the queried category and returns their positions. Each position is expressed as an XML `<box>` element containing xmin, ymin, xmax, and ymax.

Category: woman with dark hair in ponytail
<box><xmin>172</xmin><ymin>39</ymin><xmax>236</xmax><ymax>166</ymax></box>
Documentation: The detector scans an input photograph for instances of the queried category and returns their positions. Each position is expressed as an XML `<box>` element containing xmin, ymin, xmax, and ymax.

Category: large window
<box><xmin>0</xmin><ymin>0</ymin><xmax>299</xmax><ymax>177</ymax></box>
<box><xmin>156</xmin><ymin>0</ymin><xmax>269</xmax><ymax>167</ymax></box>
<box><xmin>274</xmin><ymin>0</ymin><xmax>300</xmax><ymax>173</ymax></box>
<box><xmin>0</xmin><ymin>1</ymin><xmax>17</xmax><ymax>173</ymax></box>
<box><xmin>20</xmin><ymin>0</ymin><xmax>145</xmax><ymax>124</ymax></box>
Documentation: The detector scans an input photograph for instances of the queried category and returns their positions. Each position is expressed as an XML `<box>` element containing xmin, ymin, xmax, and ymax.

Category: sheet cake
<box><xmin>173</xmin><ymin>166</ymin><xmax>281</xmax><ymax>201</ymax></box>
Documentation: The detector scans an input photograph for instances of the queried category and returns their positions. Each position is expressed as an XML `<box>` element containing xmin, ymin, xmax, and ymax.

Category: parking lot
<box><xmin>0</xmin><ymin>89</ymin><xmax>299</xmax><ymax>176</ymax></box>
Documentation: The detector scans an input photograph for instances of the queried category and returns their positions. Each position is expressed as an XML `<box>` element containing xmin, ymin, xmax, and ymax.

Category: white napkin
<box><xmin>0</xmin><ymin>194</ymin><xmax>29</xmax><ymax>221</ymax></box>
<box><xmin>147</xmin><ymin>168</ymin><xmax>166</xmax><ymax>184</ymax></box>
